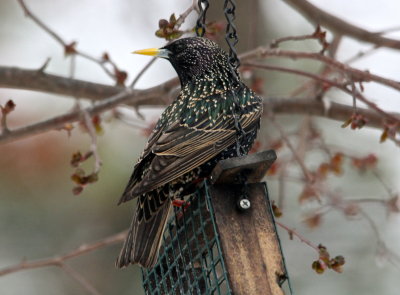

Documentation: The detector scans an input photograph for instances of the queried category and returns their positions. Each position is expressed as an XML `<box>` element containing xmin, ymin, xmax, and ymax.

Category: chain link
<box><xmin>224</xmin><ymin>0</ymin><xmax>241</xmax><ymax>79</ymax></box>
<box><xmin>195</xmin><ymin>0</ymin><xmax>209</xmax><ymax>37</ymax></box>
<box><xmin>195</xmin><ymin>0</ymin><xmax>245</xmax><ymax>157</ymax></box>
<box><xmin>224</xmin><ymin>0</ymin><xmax>246</xmax><ymax>156</ymax></box>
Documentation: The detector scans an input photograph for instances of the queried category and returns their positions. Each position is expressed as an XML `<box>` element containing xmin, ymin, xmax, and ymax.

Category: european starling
<box><xmin>116</xmin><ymin>37</ymin><xmax>262</xmax><ymax>268</ymax></box>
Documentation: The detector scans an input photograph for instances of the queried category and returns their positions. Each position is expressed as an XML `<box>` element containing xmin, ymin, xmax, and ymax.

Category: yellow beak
<box><xmin>132</xmin><ymin>48</ymin><xmax>170</xmax><ymax>58</ymax></box>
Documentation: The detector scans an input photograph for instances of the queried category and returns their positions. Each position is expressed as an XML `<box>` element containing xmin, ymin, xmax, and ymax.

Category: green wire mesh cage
<box><xmin>141</xmin><ymin>181</ymin><xmax>232</xmax><ymax>295</ymax></box>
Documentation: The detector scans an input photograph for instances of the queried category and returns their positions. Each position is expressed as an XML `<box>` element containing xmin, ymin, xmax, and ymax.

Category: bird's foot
<box><xmin>172</xmin><ymin>199</ymin><xmax>190</xmax><ymax>208</ymax></box>
<box><xmin>173</xmin><ymin>199</ymin><xmax>191</xmax><ymax>221</ymax></box>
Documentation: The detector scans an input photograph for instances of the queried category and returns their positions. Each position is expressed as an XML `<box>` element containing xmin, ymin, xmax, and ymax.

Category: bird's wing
<box><xmin>129</xmin><ymin>102</ymin><xmax>262</xmax><ymax>197</ymax></box>
<box><xmin>117</xmin><ymin>120</ymin><xmax>166</xmax><ymax>205</ymax></box>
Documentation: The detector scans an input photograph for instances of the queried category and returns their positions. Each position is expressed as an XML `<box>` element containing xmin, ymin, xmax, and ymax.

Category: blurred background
<box><xmin>1</xmin><ymin>0</ymin><xmax>400</xmax><ymax>294</ymax></box>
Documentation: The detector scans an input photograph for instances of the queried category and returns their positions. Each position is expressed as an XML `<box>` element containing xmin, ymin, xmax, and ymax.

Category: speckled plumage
<box><xmin>116</xmin><ymin>37</ymin><xmax>262</xmax><ymax>269</ymax></box>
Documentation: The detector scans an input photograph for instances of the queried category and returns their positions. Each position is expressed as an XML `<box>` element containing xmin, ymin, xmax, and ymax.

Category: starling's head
<box><xmin>133</xmin><ymin>37</ymin><xmax>230</xmax><ymax>85</ymax></box>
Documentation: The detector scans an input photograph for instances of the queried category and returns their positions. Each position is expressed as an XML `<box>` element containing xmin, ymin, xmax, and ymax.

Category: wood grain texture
<box><xmin>210</xmin><ymin>150</ymin><xmax>277</xmax><ymax>185</ymax></box>
<box><xmin>210</xmin><ymin>183</ymin><xmax>286</xmax><ymax>295</ymax></box>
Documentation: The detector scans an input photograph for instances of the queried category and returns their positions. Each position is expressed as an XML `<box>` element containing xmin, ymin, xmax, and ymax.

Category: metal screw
<box><xmin>238</xmin><ymin>198</ymin><xmax>251</xmax><ymax>210</ymax></box>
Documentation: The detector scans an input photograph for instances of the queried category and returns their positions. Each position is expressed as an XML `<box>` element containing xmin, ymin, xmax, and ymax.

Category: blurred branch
<box><xmin>0</xmin><ymin>66</ymin><xmax>119</xmax><ymax>101</ymax></box>
<box><xmin>17</xmin><ymin>0</ymin><xmax>65</xmax><ymax>46</ymax></box>
<box><xmin>0</xmin><ymin>100</ymin><xmax>16</xmax><ymax>134</ymax></box>
<box><xmin>175</xmin><ymin>0</ymin><xmax>198</xmax><ymax>28</ymax></box>
<box><xmin>59</xmin><ymin>263</ymin><xmax>102</xmax><ymax>295</ymax></box>
<box><xmin>0</xmin><ymin>80</ymin><xmax>398</xmax><ymax>145</ymax></box>
<box><xmin>242</xmin><ymin>62</ymin><xmax>337</xmax><ymax>86</ymax></box>
<box><xmin>83</xmin><ymin>111</ymin><xmax>102</xmax><ymax>173</ymax></box>
<box><xmin>282</xmin><ymin>0</ymin><xmax>400</xmax><ymax>51</ymax></box>
<box><xmin>270</xmin><ymin>117</ymin><xmax>314</xmax><ymax>183</ymax></box>
<box><xmin>129</xmin><ymin>0</ymin><xmax>197</xmax><ymax>89</ymax></box>
<box><xmin>267</xmin><ymin>98</ymin><xmax>397</xmax><ymax>131</ymax></box>
<box><xmin>2</xmin><ymin>27</ymin><xmax>400</xmax><ymax>143</ymax></box>
<box><xmin>244</xmin><ymin>62</ymin><xmax>400</xmax><ymax>126</ymax></box>
<box><xmin>241</xmin><ymin>48</ymin><xmax>400</xmax><ymax>93</ymax></box>
<box><xmin>0</xmin><ymin>79</ymin><xmax>177</xmax><ymax>144</ymax></box>
<box><xmin>17</xmin><ymin>0</ymin><xmax>119</xmax><ymax>81</ymax></box>
<box><xmin>0</xmin><ymin>66</ymin><xmax>178</xmax><ymax>106</ymax></box>
<box><xmin>7</xmin><ymin>43</ymin><xmax>400</xmax><ymax>102</ymax></box>
<box><xmin>276</xmin><ymin>221</ymin><xmax>319</xmax><ymax>252</ymax></box>
<box><xmin>0</xmin><ymin>230</ymin><xmax>127</xmax><ymax>277</ymax></box>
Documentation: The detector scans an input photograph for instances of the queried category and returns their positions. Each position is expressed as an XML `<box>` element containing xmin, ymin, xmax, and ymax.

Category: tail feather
<box><xmin>116</xmin><ymin>198</ymin><xmax>171</xmax><ymax>268</ymax></box>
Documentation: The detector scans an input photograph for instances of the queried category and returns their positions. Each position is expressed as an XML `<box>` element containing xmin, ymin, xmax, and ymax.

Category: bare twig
<box><xmin>344</xmin><ymin>45</ymin><xmax>380</xmax><ymax>65</ymax></box>
<box><xmin>269</xmin><ymin>118</ymin><xmax>314</xmax><ymax>183</ymax></box>
<box><xmin>327</xmin><ymin>34</ymin><xmax>342</xmax><ymax>59</ymax></box>
<box><xmin>60</xmin><ymin>263</ymin><xmax>102</xmax><ymax>295</ymax></box>
<box><xmin>241</xmin><ymin>48</ymin><xmax>400</xmax><ymax>93</ymax></box>
<box><xmin>77</xmin><ymin>51</ymin><xmax>115</xmax><ymax>80</ymax></box>
<box><xmin>17</xmin><ymin>0</ymin><xmax>118</xmax><ymax>81</ymax></box>
<box><xmin>0</xmin><ymin>108</ymin><xmax>9</xmax><ymax>134</ymax></box>
<box><xmin>0</xmin><ymin>75</ymin><xmax>183</xmax><ymax>144</ymax></box>
<box><xmin>0</xmin><ymin>100</ymin><xmax>16</xmax><ymax>135</ymax></box>
<box><xmin>1</xmin><ymin>92</ymin><xmax>399</xmax><ymax>145</ymax></box>
<box><xmin>334</xmin><ymin>197</ymin><xmax>400</xmax><ymax>269</ymax></box>
<box><xmin>270</xmin><ymin>25</ymin><xmax>329</xmax><ymax>52</ymax></box>
<box><xmin>38</xmin><ymin>57</ymin><xmax>52</xmax><ymax>73</ymax></box>
<box><xmin>128</xmin><ymin>0</ymin><xmax>197</xmax><ymax>89</ymax></box>
<box><xmin>282</xmin><ymin>0</ymin><xmax>400</xmax><ymax>51</ymax></box>
<box><xmin>287</xmin><ymin>34</ymin><xmax>343</xmax><ymax>97</ymax></box>
<box><xmin>17</xmin><ymin>0</ymin><xmax>65</xmax><ymax>46</ymax></box>
<box><xmin>276</xmin><ymin>221</ymin><xmax>319</xmax><ymax>252</ymax></box>
<box><xmin>346</xmin><ymin>198</ymin><xmax>386</xmax><ymax>205</ymax></box>
<box><xmin>113</xmin><ymin>108</ymin><xmax>149</xmax><ymax>129</ymax></box>
<box><xmin>175</xmin><ymin>0</ymin><xmax>198</xmax><ymax>29</ymax></box>
<box><xmin>372</xmin><ymin>170</ymin><xmax>393</xmax><ymax>196</ymax></box>
<box><xmin>244</xmin><ymin>60</ymin><xmax>400</xmax><ymax>124</ymax></box>
<box><xmin>83</xmin><ymin>111</ymin><xmax>102</xmax><ymax>173</ymax></box>
<box><xmin>277</xmin><ymin>169</ymin><xmax>287</xmax><ymax>209</ymax></box>
<box><xmin>129</xmin><ymin>57</ymin><xmax>158</xmax><ymax>89</ymax></box>
<box><xmin>0</xmin><ymin>230</ymin><xmax>127</xmax><ymax>277</ymax></box>
<box><xmin>0</xmin><ymin>66</ymin><xmax>126</xmax><ymax>101</ymax></box>
<box><xmin>242</xmin><ymin>62</ymin><xmax>344</xmax><ymax>87</ymax></box>
<box><xmin>271</xmin><ymin>34</ymin><xmax>319</xmax><ymax>47</ymax></box>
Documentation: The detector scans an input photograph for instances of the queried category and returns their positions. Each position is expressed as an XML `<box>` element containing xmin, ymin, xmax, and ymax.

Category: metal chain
<box><xmin>195</xmin><ymin>0</ymin><xmax>245</xmax><ymax>157</ymax></box>
<box><xmin>224</xmin><ymin>0</ymin><xmax>241</xmax><ymax>80</ymax></box>
<box><xmin>195</xmin><ymin>0</ymin><xmax>209</xmax><ymax>37</ymax></box>
<box><xmin>224</xmin><ymin>0</ymin><xmax>245</xmax><ymax>157</ymax></box>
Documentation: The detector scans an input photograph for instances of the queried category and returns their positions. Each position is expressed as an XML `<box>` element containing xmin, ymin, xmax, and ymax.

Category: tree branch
<box><xmin>266</xmin><ymin>97</ymin><xmax>394</xmax><ymax>130</ymax></box>
<box><xmin>4</xmin><ymin>45</ymin><xmax>400</xmax><ymax>101</ymax></box>
<box><xmin>0</xmin><ymin>66</ymin><xmax>123</xmax><ymax>101</ymax></box>
<box><xmin>18</xmin><ymin>0</ymin><xmax>65</xmax><ymax>46</ymax></box>
<box><xmin>244</xmin><ymin>61</ymin><xmax>400</xmax><ymax>127</ymax></box>
<box><xmin>0</xmin><ymin>230</ymin><xmax>127</xmax><ymax>277</ymax></box>
<box><xmin>276</xmin><ymin>221</ymin><xmax>319</xmax><ymax>252</ymax></box>
<box><xmin>282</xmin><ymin>0</ymin><xmax>400</xmax><ymax>51</ymax></box>
<box><xmin>0</xmin><ymin>76</ymin><xmax>179</xmax><ymax>144</ymax></box>
<box><xmin>270</xmin><ymin>117</ymin><xmax>314</xmax><ymax>183</ymax></box>
<box><xmin>1</xmin><ymin>94</ymin><xmax>396</xmax><ymax>145</ymax></box>
<box><xmin>241</xmin><ymin>48</ymin><xmax>400</xmax><ymax>93</ymax></box>
<box><xmin>60</xmin><ymin>263</ymin><xmax>102</xmax><ymax>295</ymax></box>
<box><xmin>0</xmin><ymin>66</ymin><xmax>180</xmax><ymax>106</ymax></box>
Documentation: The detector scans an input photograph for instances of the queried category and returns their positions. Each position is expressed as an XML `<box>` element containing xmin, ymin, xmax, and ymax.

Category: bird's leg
<box><xmin>172</xmin><ymin>199</ymin><xmax>189</xmax><ymax>208</ymax></box>
<box><xmin>172</xmin><ymin>197</ymin><xmax>192</xmax><ymax>221</ymax></box>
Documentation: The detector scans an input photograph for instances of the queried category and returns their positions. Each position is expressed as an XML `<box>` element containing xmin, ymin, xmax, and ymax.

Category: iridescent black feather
<box><xmin>116</xmin><ymin>37</ymin><xmax>262</xmax><ymax>268</ymax></box>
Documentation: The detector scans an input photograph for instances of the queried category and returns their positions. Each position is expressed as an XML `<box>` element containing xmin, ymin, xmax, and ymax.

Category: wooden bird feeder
<box><xmin>141</xmin><ymin>150</ymin><xmax>290</xmax><ymax>295</ymax></box>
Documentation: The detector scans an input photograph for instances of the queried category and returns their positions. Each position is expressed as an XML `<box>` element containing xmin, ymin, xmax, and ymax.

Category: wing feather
<box><xmin>120</xmin><ymin>89</ymin><xmax>262</xmax><ymax>201</ymax></box>
<box><xmin>131</xmin><ymin>108</ymin><xmax>261</xmax><ymax>196</ymax></box>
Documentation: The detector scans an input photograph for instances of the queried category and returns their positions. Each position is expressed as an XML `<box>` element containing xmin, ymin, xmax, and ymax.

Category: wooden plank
<box><xmin>210</xmin><ymin>150</ymin><xmax>277</xmax><ymax>185</ymax></box>
<box><xmin>209</xmin><ymin>183</ymin><xmax>286</xmax><ymax>295</ymax></box>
